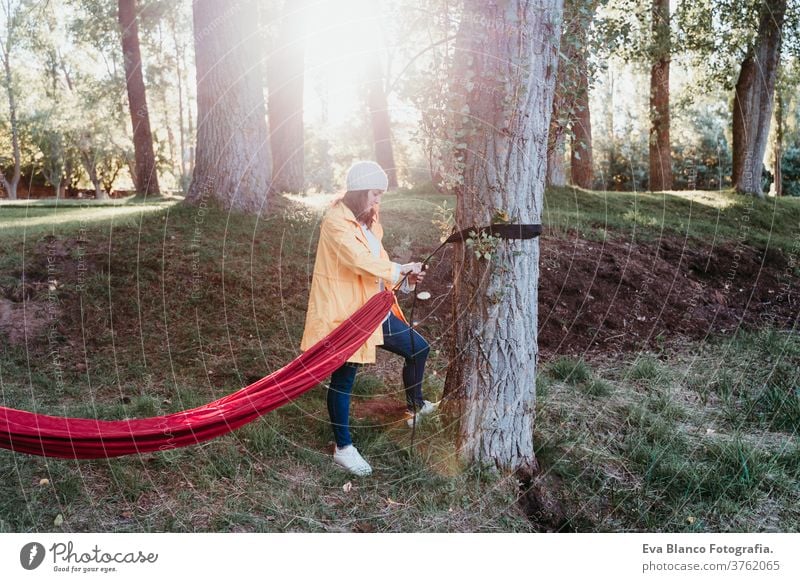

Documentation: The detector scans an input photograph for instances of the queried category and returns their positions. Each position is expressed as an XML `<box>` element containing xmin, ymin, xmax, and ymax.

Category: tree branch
<box><xmin>385</xmin><ymin>35</ymin><xmax>457</xmax><ymax>97</ymax></box>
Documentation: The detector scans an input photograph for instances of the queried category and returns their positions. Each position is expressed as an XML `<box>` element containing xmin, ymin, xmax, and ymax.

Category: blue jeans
<box><xmin>327</xmin><ymin>312</ymin><xmax>430</xmax><ymax>447</ymax></box>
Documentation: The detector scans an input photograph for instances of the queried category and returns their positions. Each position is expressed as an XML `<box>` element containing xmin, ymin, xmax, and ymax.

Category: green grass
<box><xmin>0</xmin><ymin>187</ymin><xmax>797</xmax><ymax>532</ymax></box>
<box><xmin>534</xmin><ymin>330</ymin><xmax>800</xmax><ymax>532</ymax></box>
<box><xmin>543</xmin><ymin>186</ymin><xmax>800</xmax><ymax>251</ymax></box>
<box><xmin>549</xmin><ymin>356</ymin><xmax>592</xmax><ymax>385</ymax></box>
<box><xmin>0</xmin><ymin>199</ymin><xmax>178</xmax><ymax>237</ymax></box>
<box><xmin>584</xmin><ymin>378</ymin><xmax>614</xmax><ymax>397</ymax></box>
<box><xmin>546</xmin><ymin>357</ymin><xmax>613</xmax><ymax>399</ymax></box>
<box><xmin>630</xmin><ymin>355</ymin><xmax>663</xmax><ymax>381</ymax></box>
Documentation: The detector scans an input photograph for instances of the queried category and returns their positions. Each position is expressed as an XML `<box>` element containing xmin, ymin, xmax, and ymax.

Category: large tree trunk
<box><xmin>118</xmin><ymin>0</ymin><xmax>160</xmax><ymax>195</ymax></box>
<box><xmin>648</xmin><ymin>0</ymin><xmax>672</xmax><ymax>191</ymax></box>
<box><xmin>732</xmin><ymin>0</ymin><xmax>786</xmax><ymax>198</ymax></box>
<box><xmin>267</xmin><ymin>0</ymin><xmax>306</xmax><ymax>194</ymax></box>
<box><xmin>570</xmin><ymin>43</ymin><xmax>593</xmax><ymax>189</ymax></box>
<box><xmin>366</xmin><ymin>56</ymin><xmax>399</xmax><ymax>190</ymax></box>
<box><xmin>443</xmin><ymin>0</ymin><xmax>563</xmax><ymax>475</ymax></box>
<box><xmin>186</xmin><ymin>0</ymin><xmax>272</xmax><ymax>212</ymax></box>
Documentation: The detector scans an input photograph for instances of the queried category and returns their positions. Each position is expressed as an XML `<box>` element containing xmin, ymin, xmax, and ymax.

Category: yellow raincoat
<box><xmin>300</xmin><ymin>200</ymin><xmax>407</xmax><ymax>364</ymax></box>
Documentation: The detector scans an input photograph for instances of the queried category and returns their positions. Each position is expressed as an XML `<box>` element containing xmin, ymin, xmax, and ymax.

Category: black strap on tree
<box><xmin>391</xmin><ymin>223</ymin><xmax>543</xmax><ymax>448</ymax></box>
<box><xmin>394</xmin><ymin>224</ymin><xmax>544</xmax><ymax>286</ymax></box>
<box><xmin>443</xmin><ymin>223</ymin><xmax>543</xmax><ymax>245</ymax></box>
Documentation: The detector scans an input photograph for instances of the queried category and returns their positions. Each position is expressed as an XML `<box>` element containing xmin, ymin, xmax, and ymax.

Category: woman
<box><xmin>300</xmin><ymin>161</ymin><xmax>437</xmax><ymax>476</ymax></box>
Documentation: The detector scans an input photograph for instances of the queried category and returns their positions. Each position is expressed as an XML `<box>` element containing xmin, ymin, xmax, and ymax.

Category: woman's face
<box><xmin>366</xmin><ymin>189</ymin><xmax>384</xmax><ymax>210</ymax></box>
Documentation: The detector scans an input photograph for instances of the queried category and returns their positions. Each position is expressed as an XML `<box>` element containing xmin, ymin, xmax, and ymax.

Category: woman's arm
<box><xmin>321</xmin><ymin>217</ymin><xmax>402</xmax><ymax>283</ymax></box>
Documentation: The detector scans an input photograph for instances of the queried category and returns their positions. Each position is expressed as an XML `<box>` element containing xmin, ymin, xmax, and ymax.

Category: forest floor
<box><xmin>0</xmin><ymin>187</ymin><xmax>798</xmax><ymax>532</ymax></box>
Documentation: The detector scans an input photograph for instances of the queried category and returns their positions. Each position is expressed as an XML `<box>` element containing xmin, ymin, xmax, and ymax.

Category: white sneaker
<box><xmin>333</xmin><ymin>445</ymin><xmax>372</xmax><ymax>476</ymax></box>
<box><xmin>404</xmin><ymin>400</ymin><xmax>439</xmax><ymax>427</ymax></box>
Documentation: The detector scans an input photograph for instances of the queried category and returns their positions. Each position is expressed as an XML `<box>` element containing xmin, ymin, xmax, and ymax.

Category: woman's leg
<box><xmin>327</xmin><ymin>362</ymin><xmax>359</xmax><ymax>448</ymax></box>
<box><xmin>380</xmin><ymin>313</ymin><xmax>430</xmax><ymax>410</ymax></box>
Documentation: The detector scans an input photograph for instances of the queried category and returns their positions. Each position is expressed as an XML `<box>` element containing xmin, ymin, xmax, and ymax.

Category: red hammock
<box><xmin>0</xmin><ymin>290</ymin><xmax>395</xmax><ymax>459</ymax></box>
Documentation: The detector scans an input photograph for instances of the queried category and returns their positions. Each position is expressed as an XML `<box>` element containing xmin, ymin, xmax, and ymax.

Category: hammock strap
<box><xmin>392</xmin><ymin>223</ymin><xmax>542</xmax><ymax>293</ymax></box>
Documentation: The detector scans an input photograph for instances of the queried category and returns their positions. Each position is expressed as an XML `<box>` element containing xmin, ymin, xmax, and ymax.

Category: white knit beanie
<box><xmin>345</xmin><ymin>161</ymin><xmax>389</xmax><ymax>191</ymax></box>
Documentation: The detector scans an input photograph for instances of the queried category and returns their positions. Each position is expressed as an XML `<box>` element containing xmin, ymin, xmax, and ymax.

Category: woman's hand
<box><xmin>400</xmin><ymin>262</ymin><xmax>423</xmax><ymax>275</ymax></box>
<box><xmin>408</xmin><ymin>269</ymin><xmax>426</xmax><ymax>285</ymax></box>
<box><xmin>400</xmin><ymin>262</ymin><xmax>426</xmax><ymax>285</ymax></box>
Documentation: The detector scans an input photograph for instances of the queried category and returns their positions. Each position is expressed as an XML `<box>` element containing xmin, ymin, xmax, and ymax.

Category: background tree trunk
<box><xmin>773</xmin><ymin>84</ymin><xmax>783</xmax><ymax>196</ymax></box>
<box><xmin>570</xmin><ymin>46</ymin><xmax>593</xmax><ymax>189</ymax></box>
<box><xmin>648</xmin><ymin>0</ymin><xmax>672</xmax><ymax>191</ymax></box>
<box><xmin>168</xmin><ymin>12</ymin><xmax>189</xmax><ymax>191</ymax></box>
<box><xmin>603</xmin><ymin>66</ymin><xmax>616</xmax><ymax>190</ymax></box>
<box><xmin>367</xmin><ymin>55</ymin><xmax>398</xmax><ymax>189</ymax></box>
<box><xmin>0</xmin><ymin>18</ymin><xmax>21</xmax><ymax>200</ymax></box>
<box><xmin>547</xmin><ymin>0</ymin><xmax>595</xmax><ymax>188</ymax></box>
<box><xmin>546</xmin><ymin>76</ymin><xmax>567</xmax><ymax>187</ymax></box>
<box><xmin>267</xmin><ymin>0</ymin><xmax>306</xmax><ymax>194</ymax></box>
<box><xmin>443</xmin><ymin>0</ymin><xmax>563</xmax><ymax>475</ymax></box>
<box><xmin>186</xmin><ymin>0</ymin><xmax>272</xmax><ymax>213</ymax></box>
<box><xmin>79</xmin><ymin>145</ymin><xmax>107</xmax><ymax>200</ymax></box>
<box><xmin>118</xmin><ymin>0</ymin><xmax>160</xmax><ymax>195</ymax></box>
<box><xmin>732</xmin><ymin>0</ymin><xmax>786</xmax><ymax>197</ymax></box>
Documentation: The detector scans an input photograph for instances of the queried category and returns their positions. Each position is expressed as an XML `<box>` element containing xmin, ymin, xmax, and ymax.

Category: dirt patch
<box><xmin>0</xmin><ymin>298</ymin><xmax>56</xmax><ymax>344</ymax></box>
<box><xmin>0</xmin><ymin>235</ymin><xmax>88</xmax><ymax>345</ymax></box>
<box><xmin>410</xmin><ymin>232</ymin><xmax>800</xmax><ymax>355</ymax></box>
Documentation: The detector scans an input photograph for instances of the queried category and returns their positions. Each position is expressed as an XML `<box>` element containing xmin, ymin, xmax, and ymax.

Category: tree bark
<box><xmin>547</xmin><ymin>0</ymin><xmax>594</xmax><ymax>188</ymax></box>
<box><xmin>186</xmin><ymin>0</ymin><xmax>272</xmax><ymax>213</ymax></box>
<box><xmin>605</xmin><ymin>68</ymin><xmax>615</xmax><ymax>190</ymax></box>
<box><xmin>267</xmin><ymin>0</ymin><xmax>306</xmax><ymax>194</ymax></box>
<box><xmin>443</xmin><ymin>0</ymin><xmax>563</xmax><ymax>474</ymax></box>
<box><xmin>169</xmin><ymin>13</ymin><xmax>188</xmax><ymax>190</ymax></box>
<box><xmin>546</xmin><ymin>78</ymin><xmax>567</xmax><ymax>187</ymax></box>
<box><xmin>118</xmin><ymin>0</ymin><xmax>160</xmax><ymax>195</ymax></box>
<box><xmin>367</xmin><ymin>55</ymin><xmax>399</xmax><ymax>190</ymax></box>
<box><xmin>732</xmin><ymin>0</ymin><xmax>786</xmax><ymax>197</ymax></box>
<box><xmin>0</xmin><ymin>24</ymin><xmax>21</xmax><ymax>200</ymax></box>
<box><xmin>773</xmin><ymin>84</ymin><xmax>783</xmax><ymax>196</ymax></box>
<box><xmin>570</xmin><ymin>44</ymin><xmax>593</xmax><ymax>189</ymax></box>
<box><xmin>648</xmin><ymin>0</ymin><xmax>671</xmax><ymax>191</ymax></box>
<box><xmin>79</xmin><ymin>144</ymin><xmax>107</xmax><ymax>200</ymax></box>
